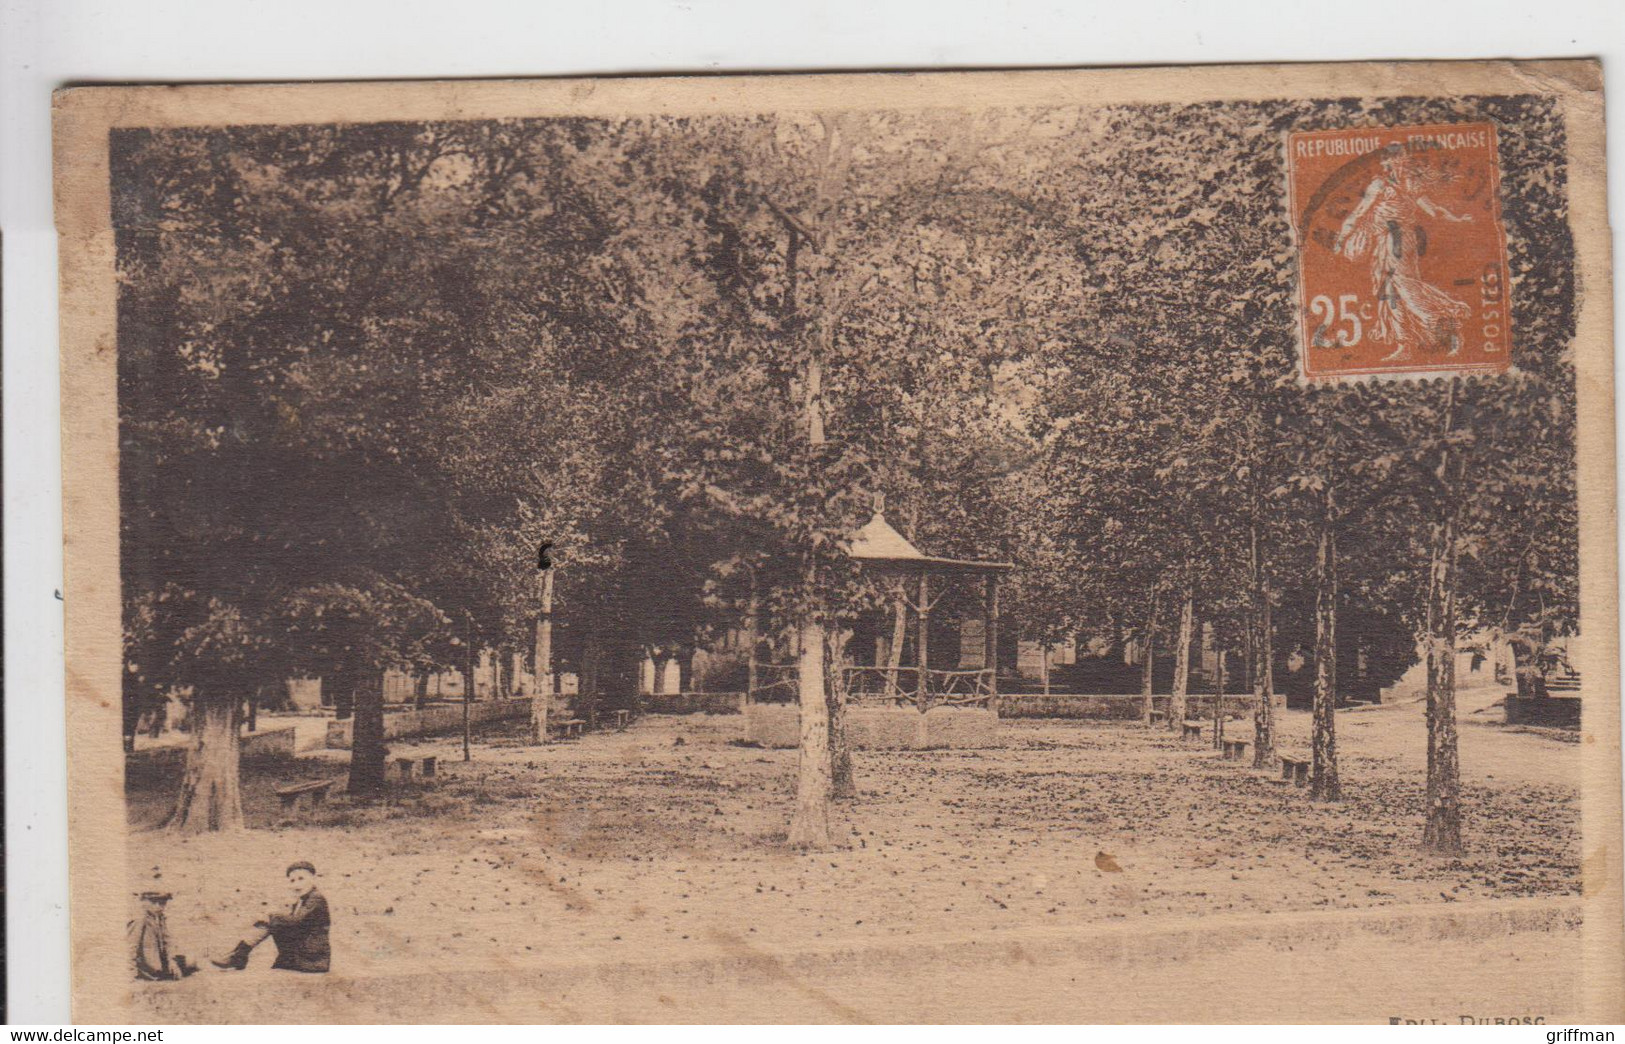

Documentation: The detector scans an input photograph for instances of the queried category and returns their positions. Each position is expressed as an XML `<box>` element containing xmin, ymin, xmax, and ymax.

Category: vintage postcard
<box><xmin>55</xmin><ymin>61</ymin><xmax>1620</xmax><ymax>1023</ymax></box>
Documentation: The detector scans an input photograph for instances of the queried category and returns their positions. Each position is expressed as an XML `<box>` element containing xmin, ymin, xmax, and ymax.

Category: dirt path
<box><xmin>138</xmin><ymin>897</ymin><xmax>1580</xmax><ymax>1023</ymax></box>
<box><xmin>1271</xmin><ymin>687</ymin><xmax>1578</xmax><ymax>788</ymax></box>
<box><xmin>128</xmin><ymin>709</ymin><xmax>1580</xmax><ymax>1021</ymax></box>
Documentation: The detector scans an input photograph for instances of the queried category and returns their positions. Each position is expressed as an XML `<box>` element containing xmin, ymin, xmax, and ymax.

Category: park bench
<box><xmin>557</xmin><ymin>718</ymin><xmax>586</xmax><ymax>740</ymax></box>
<box><xmin>1180</xmin><ymin>719</ymin><xmax>1205</xmax><ymax>741</ymax></box>
<box><xmin>1221</xmin><ymin>738</ymin><xmax>1249</xmax><ymax>761</ymax></box>
<box><xmin>392</xmin><ymin>755</ymin><xmax>437</xmax><ymax>781</ymax></box>
<box><xmin>613</xmin><ymin>709</ymin><xmax>631</xmax><ymax>731</ymax></box>
<box><xmin>1148</xmin><ymin>709</ymin><xmax>1167</xmax><ymax>727</ymax></box>
<box><xmin>1280</xmin><ymin>754</ymin><xmax>1311</xmax><ymax>786</ymax></box>
<box><xmin>276</xmin><ymin>778</ymin><xmax>339</xmax><ymax>813</ymax></box>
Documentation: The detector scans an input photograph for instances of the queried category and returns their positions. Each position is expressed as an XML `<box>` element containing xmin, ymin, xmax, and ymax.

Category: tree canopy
<box><xmin>115</xmin><ymin>95</ymin><xmax>1581</xmax><ymax>849</ymax></box>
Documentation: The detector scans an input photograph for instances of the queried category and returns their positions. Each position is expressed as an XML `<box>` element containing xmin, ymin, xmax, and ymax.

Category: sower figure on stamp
<box><xmin>1333</xmin><ymin>143</ymin><xmax>1474</xmax><ymax>361</ymax></box>
<box><xmin>212</xmin><ymin>861</ymin><xmax>331</xmax><ymax>972</ymax></box>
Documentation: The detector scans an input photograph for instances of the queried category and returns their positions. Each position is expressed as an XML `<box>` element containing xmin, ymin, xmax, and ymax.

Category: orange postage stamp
<box><xmin>1286</xmin><ymin>122</ymin><xmax>1512</xmax><ymax>380</ymax></box>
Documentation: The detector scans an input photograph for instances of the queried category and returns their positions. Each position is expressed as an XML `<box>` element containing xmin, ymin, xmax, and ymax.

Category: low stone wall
<box><xmin>746</xmin><ymin>703</ymin><xmax>803</xmax><ymax>748</ymax></box>
<box><xmin>998</xmin><ymin>693</ymin><xmax>1257</xmax><ymax>720</ymax></box>
<box><xmin>642</xmin><ymin>692</ymin><xmax>747</xmax><ymax>716</ymax></box>
<box><xmin>1505</xmin><ymin>695</ymin><xmax>1581</xmax><ymax>729</ymax></box>
<box><xmin>242</xmin><ymin>725</ymin><xmax>298</xmax><ymax>758</ymax></box>
<box><xmin>128</xmin><ymin>725</ymin><xmax>298</xmax><ymax>765</ymax></box>
<box><xmin>921</xmin><ymin>706</ymin><xmax>1000</xmax><ymax>748</ymax></box>
<box><xmin>746</xmin><ymin>703</ymin><xmax>1001</xmax><ymax>749</ymax></box>
<box><xmin>326</xmin><ymin>698</ymin><xmax>531</xmax><ymax>749</ymax></box>
<box><xmin>846</xmin><ymin>707</ymin><xmax>923</xmax><ymax>749</ymax></box>
<box><xmin>1001</xmin><ymin>694</ymin><xmax>1145</xmax><ymax>720</ymax></box>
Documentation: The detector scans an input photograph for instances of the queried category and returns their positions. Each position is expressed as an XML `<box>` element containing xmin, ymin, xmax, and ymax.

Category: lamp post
<box><xmin>532</xmin><ymin>547</ymin><xmax>555</xmax><ymax>745</ymax></box>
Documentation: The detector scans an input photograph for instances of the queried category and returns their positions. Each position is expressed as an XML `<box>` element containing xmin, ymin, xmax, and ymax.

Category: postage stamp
<box><xmin>1286</xmin><ymin>122</ymin><xmax>1512</xmax><ymax>380</ymax></box>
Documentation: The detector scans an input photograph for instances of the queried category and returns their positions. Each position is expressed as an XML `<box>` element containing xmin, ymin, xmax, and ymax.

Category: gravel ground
<box><xmin>128</xmin><ymin>702</ymin><xmax>1579</xmax><ymax>990</ymax></box>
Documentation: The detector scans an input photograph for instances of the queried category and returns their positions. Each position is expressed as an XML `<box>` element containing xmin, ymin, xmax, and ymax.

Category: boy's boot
<box><xmin>210</xmin><ymin>941</ymin><xmax>252</xmax><ymax>970</ymax></box>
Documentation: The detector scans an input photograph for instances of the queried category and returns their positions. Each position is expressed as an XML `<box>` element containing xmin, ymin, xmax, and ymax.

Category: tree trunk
<box><xmin>1041</xmin><ymin>644</ymin><xmax>1051</xmax><ymax>696</ymax></box>
<box><xmin>460</xmin><ymin>662</ymin><xmax>475</xmax><ymax>760</ymax></box>
<box><xmin>1250</xmin><ymin>512</ymin><xmax>1277</xmax><ymax>769</ymax></box>
<box><xmin>581</xmin><ymin>633</ymin><xmax>601</xmax><ymax>720</ymax></box>
<box><xmin>1252</xmin><ymin>597</ymin><xmax>1277</xmax><ymax>770</ymax></box>
<box><xmin>647</xmin><ymin>649</ymin><xmax>664</xmax><ymax>696</ymax></box>
<box><xmin>1140</xmin><ymin>591</ymin><xmax>1157</xmax><ymax>726</ymax></box>
<box><xmin>915</xmin><ymin>572</ymin><xmax>931</xmax><ymax>711</ymax></box>
<box><xmin>414</xmin><ymin>672</ymin><xmax>429</xmax><ymax>712</ymax></box>
<box><xmin>745</xmin><ymin>581</ymin><xmax>761</xmax><ymax>701</ymax></box>
<box><xmin>886</xmin><ymin>596</ymin><xmax>907</xmax><ymax>699</ymax></box>
<box><xmin>828</xmin><ymin>629</ymin><xmax>855</xmax><ymax>799</ymax></box>
<box><xmin>531</xmin><ymin>570</ymin><xmax>554</xmax><ymax>744</ymax></box>
<box><xmin>1169</xmin><ymin>587</ymin><xmax>1193</xmax><ymax>730</ymax></box>
<box><xmin>984</xmin><ymin>576</ymin><xmax>1000</xmax><ymax>715</ymax></box>
<box><xmin>783</xmin><ymin>156</ymin><xmax>841</xmax><ymax>849</ymax></box>
<box><xmin>1311</xmin><ymin>496</ymin><xmax>1341</xmax><ymax>802</ymax></box>
<box><xmin>168</xmin><ymin>693</ymin><xmax>244</xmax><ymax>833</ymax></box>
<box><xmin>1510</xmin><ymin>641</ymin><xmax>1546</xmax><ymax>699</ymax></box>
<box><xmin>1213</xmin><ymin>649</ymin><xmax>1227</xmax><ymax>748</ymax></box>
<box><xmin>1509</xmin><ymin>642</ymin><xmax>1530</xmax><ymax>699</ymax></box>
<box><xmin>829</xmin><ymin>686</ymin><xmax>854</xmax><ymax>799</ymax></box>
<box><xmin>349</xmin><ymin>672</ymin><xmax>388</xmax><ymax>797</ymax></box>
<box><xmin>788</xmin><ymin>617</ymin><xmax>833</xmax><ymax>848</ymax></box>
<box><xmin>1424</xmin><ymin>477</ymin><xmax>1466</xmax><ymax>854</ymax></box>
<box><xmin>574</xmin><ymin>639</ymin><xmax>589</xmax><ymax>701</ymax></box>
<box><xmin>679</xmin><ymin>648</ymin><xmax>695</xmax><ymax>694</ymax></box>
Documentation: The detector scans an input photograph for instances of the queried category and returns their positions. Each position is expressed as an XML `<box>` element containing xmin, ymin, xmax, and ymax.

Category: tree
<box><xmin>126</xmin><ymin>586</ymin><xmax>266</xmax><ymax>833</ymax></box>
<box><xmin>1408</xmin><ymin>372</ymin><xmax>1577</xmax><ymax>854</ymax></box>
<box><xmin>1310</xmin><ymin>483</ymin><xmax>1342</xmax><ymax>801</ymax></box>
<box><xmin>603</xmin><ymin>110</ymin><xmax>1083</xmax><ymax>846</ymax></box>
<box><xmin>1248</xmin><ymin>501</ymin><xmax>1278</xmax><ymax>768</ymax></box>
<box><xmin>113</xmin><ymin>92</ymin><xmax>1580</xmax><ymax>859</ymax></box>
<box><xmin>278</xmin><ymin>577</ymin><xmax>446</xmax><ymax>796</ymax></box>
<box><xmin>113</xmin><ymin>121</ymin><xmax>610</xmax><ymax>806</ymax></box>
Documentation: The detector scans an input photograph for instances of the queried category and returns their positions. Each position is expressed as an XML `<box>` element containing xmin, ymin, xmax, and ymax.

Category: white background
<box><xmin>3</xmin><ymin>0</ymin><xmax>1623</xmax><ymax>1028</ymax></box>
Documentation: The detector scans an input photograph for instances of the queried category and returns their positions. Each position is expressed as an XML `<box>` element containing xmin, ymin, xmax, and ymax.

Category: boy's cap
<box><xmin>286</xmin><ymin>861</ymin><xmax>317</xmax><ymax>876</ymax></box>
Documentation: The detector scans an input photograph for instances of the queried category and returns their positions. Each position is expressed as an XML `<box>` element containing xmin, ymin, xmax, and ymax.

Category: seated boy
<box><xmin>212</xmin><ymin>861</ymin><xmax>330</xmax><ymax>972</ymax></box>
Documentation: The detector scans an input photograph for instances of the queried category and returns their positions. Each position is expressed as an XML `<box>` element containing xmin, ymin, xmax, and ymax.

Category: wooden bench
<box><xmin>1221</xmin><ymin>739</ymin><xmax>1249</xmax><ymax>761</ymax></box>
<box><xmin>1280</xmin><ymin>755</ymin><xmax>1311</xmax><ymax>786</ymax></box>
<box><xmin>1181</xmin><ymin>719</ymin><xmax>1205</xmax><ymax>741</ymax></box>
<box><xmin>613</xmin><ymin>709</ymin><xmax>631</xmax><ymax>731</ymax></box>
<box><xmin>276</xmin><ymin>778</ymin><xmax>339</xmax><ymax>813</ymax></box>
<box><xmin>392</xmin><ymin>755</ymin><xmax>437</xmax><ymax>781</ymax></box>
<box><xmin>1147</xmin><ymin>709</ymin><xmax>1167</xmax><ymax>727</ymax></box>
<box><xmin>557</xmin><ymin>718</ymin><xmax>586</xmax><ymax>740</ymax></box>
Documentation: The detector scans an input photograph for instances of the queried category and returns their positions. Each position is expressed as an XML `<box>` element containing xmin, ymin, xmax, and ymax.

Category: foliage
<box><xmin>114</xmin><ymin>97</ymin><xmax>1580</xmax><ymax>842</ymax></box>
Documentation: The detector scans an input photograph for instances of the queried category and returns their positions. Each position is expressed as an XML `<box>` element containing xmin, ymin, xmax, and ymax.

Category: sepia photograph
<box><xmin>51</xmin><ymin>61</ymin><xmax>1620</xmax><ymax>1023</ymax></box>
